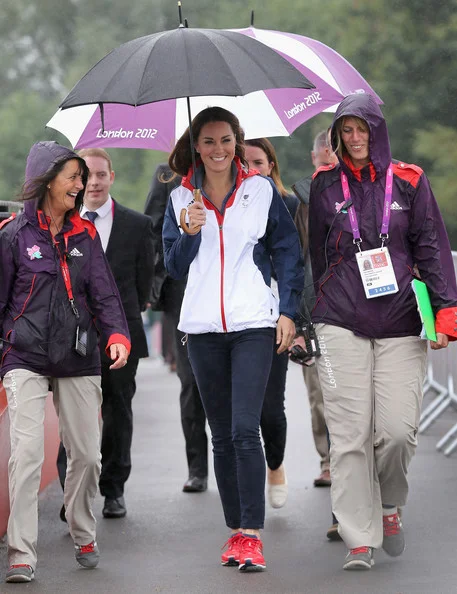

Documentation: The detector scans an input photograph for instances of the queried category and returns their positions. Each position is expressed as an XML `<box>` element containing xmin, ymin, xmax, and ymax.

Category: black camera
<box><xmin>289</xmin><ymin>320</ymin><xmax>321</xmax><ymax>366</ymax></box>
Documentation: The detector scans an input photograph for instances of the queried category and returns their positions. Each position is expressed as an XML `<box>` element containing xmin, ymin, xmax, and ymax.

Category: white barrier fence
<box><xmin>419</xmin><ymin>252</ymin><xmax>457</xmax><ymax>455</ymax></box>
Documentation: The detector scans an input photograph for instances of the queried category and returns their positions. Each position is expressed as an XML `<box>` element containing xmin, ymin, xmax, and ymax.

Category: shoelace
<box><xmin>78</xmin><ymin>542</ymin><xmax>95</xmax><ymax>554</ymax></box>
<box><xmin>240</xmin><ymin>536</ymin><xmax>262</xmax><ymax>554</ymax></box>
<box><xmin>383</xmin><ymin>514</ymin><xmax>401</xmax><ymax>537</ymax></box>
<box><xmin>221</xmin><ymin>533</ymin><xmax>243</xmax><ymax>552</ymax></box>
<box><xmin>350</xmin><ymin>546</ymin><xmax>370</xmax><ymax>555</ymax></box>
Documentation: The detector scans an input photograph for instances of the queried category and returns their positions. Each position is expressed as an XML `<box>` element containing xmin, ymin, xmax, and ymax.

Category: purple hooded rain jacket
<box><xmin>0</xmin><ymin>141</ymin><xmax>130</xmax><ymax>378</ymax></box>
<box><xmin>309</xmin><ymin>93</ymin><xmax>457</xmax><ymax>339</ymax></box>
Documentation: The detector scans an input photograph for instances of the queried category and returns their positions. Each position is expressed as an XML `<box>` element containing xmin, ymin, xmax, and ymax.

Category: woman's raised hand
<box><xmin>187</xmin><ymin>201</ymin><xmax>206</xmax><ymax>230</ymax></box>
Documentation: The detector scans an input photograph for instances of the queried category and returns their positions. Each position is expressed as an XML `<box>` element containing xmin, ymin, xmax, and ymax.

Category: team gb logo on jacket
<box><xmin>26</xmin><ymin>245</ymin><xmax>43</xmax><ymax>260</ymax></box>
<box><xmin>241</xmin><ymin>194</ymin><xmax>250</xmax><ymax>208</ymax></box>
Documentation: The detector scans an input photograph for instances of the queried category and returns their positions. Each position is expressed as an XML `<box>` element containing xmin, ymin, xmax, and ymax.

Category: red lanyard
<box><xmin>53</xmin><ymin>235</ymin><xmax>79</xmax><ymax>318</ymax></box>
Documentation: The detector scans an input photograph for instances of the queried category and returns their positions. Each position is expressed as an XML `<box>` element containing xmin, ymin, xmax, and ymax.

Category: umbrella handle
<box><xmin>180</xmin><ymin>189</ymin><xmax>203</xmax><ymax>235</ymax></box>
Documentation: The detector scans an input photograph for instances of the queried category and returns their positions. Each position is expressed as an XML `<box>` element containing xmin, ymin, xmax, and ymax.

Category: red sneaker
<box><xmin>382</xmin><ymin>512</ymin><xmax>405</xmax><ymax>557</ymax></box>
<box><xmin>221</xmin><ymin>532</ymin><xmax>243</xmax><ymax>566</ymax></box>
<box><xmin>5</xmin><ymin>564</ymin><xmax>35</xmax><ymax>583</ymax></box>
<box><xmin>238</xmin><ymin>535</ymin><xmax>266</xmax><ymax>571</ymax></box>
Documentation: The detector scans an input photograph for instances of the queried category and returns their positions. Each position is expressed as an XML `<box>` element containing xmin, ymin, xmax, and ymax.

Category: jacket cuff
<box><xmin>105</xmin><ymin>334</ymin><xmax>132</xmax><ymax>355</ymax></box>
<box><xmin>435</xmin><ymin>308</ymin><xmax>457</xmax><ymax>341</ymax></box>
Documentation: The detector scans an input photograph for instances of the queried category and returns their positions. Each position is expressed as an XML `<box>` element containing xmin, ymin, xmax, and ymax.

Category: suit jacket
<box><xmin>105</xmin><ymin>199</ymin><xmax>154</xmax><ymax>359</ymax></box>
<box><xmin>144</xmin><ymin>164</ymin><xmax>183</xmax><ymax>312</ymax></box>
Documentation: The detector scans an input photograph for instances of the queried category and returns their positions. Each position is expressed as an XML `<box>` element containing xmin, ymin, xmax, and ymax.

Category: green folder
<box><xmin>411</xmin><ymin>279</ymin><xmax>437</xmax><ymax>341</ymax></box>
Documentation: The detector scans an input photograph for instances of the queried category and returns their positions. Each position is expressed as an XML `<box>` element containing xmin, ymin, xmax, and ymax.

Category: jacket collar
<box><xmin>343</xmin><ymin>154</ymin><xmax>376</xmax><ymax>182</ymax></box>
<box><xmin>36</xmin><ymin>209</ymin><xmax>96</xmax><ymax>240</ymax></box>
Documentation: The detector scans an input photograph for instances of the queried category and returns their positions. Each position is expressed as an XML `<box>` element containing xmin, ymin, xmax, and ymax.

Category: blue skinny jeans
<box><xmin>187</xmin><ymin>328</ymin><xmax>274</xmax><ymax>529</ymax></box>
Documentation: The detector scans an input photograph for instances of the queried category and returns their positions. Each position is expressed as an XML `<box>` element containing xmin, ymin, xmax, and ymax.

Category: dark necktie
<box><xmin>86</xmin><ymin>211</ymin><xmax>98</xmax><ymax>223</ymax></box>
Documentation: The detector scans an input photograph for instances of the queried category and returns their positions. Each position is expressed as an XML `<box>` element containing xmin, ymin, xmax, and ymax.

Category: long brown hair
<box><xmin>245</xmin><ymin>138</ymin><xmax>288</xmax><ymax>197</ymax></box>
<box><xmin>169</xmin><ymin>106</ymin><xmax>247</xmax><ymax>177</ymax></box>
<box><xmin>21</xmin><ymin>157</ymin><xmax>88</xmax><ymax>217</ymax></box>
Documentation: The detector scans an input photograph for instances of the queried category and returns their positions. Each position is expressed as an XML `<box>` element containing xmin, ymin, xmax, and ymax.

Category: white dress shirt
<box><xmin>81</xmin><ymin>195</ymin><xmax>114</xmax><ymax>252</ymax></box>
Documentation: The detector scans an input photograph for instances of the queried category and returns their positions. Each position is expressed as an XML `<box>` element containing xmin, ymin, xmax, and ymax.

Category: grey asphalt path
<box><xmin>1</xmin><ymin>356</ymin><xmax>457</xmax><ymax>594</ymax></box>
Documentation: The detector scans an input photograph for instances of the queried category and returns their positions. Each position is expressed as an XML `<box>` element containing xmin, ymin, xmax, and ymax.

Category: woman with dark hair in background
<box><xmin>0</xmin><ymin>141</ymin><xmax>130</xmax><ymax>582</ymax></box>
<box><xmin>163</xmin><ymin>108</ymin><xmax>303</xmax><ymax>571</ymax></box>
<box><xmin>245</xmin><ymin>138</ymin><xmax>298</xmax><ymax>509</ymax></box>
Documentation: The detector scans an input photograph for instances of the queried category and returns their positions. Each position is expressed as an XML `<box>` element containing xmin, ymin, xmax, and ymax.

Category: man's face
<box><xmin>311</xmin><ymin>139</ymin><xmax>338</xmax><ymax>171</ymax></box>
<box><xmin>83</xmin><ymin>155</ymin><xmax>115</xmax><ymax>210</ymax></box>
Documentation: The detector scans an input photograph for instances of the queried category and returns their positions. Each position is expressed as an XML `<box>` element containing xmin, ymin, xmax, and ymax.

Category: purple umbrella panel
<box><xmin>234</xmin><ymin>26</ymin><xmax>382</xmax><ymax>107</ymax></box>
<box><xmin>46</xmin><ymin>84</ymin><xmax>343</xmax><ymax>152</ymax></box>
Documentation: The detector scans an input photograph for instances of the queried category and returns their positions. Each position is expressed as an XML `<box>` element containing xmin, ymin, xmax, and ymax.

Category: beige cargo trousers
<box><xmin>315</xmin><ymin>324</ymin><xmax>427</xmax><ymax>549</ymax></box>
<box><xmin>302</xmin><ymin>364</ymin><xmax>330</xmax><ymax>472</ymax></box>
<box><xmin>3</xmin><ymin>369</ymin><xmax>102</xmax><ymax>570</ymax></box>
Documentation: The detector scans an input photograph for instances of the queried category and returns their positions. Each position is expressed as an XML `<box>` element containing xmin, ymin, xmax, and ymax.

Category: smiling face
<box><xmin>245</xmin><ymin>145</ymin><xmax>274</xmax><ymax>177</ymax></box>
<box><xmin>340</xmin><ymin>117</ymin><xmax>370</xmax><ymax>168</ymax></box>
<box><xmin>195</xmin><ymin>121</ymin><xmax>236</xmax><ymax>176</ymax></box>
<box><xmin>82</xmin><ymin>155</ymin><xmax>115</xmax><ymax>210</ymax></box>
<box><xmin>46</xmin><ymin>159</ymin><xmax>84</xmax><ymax>215</ymax></box>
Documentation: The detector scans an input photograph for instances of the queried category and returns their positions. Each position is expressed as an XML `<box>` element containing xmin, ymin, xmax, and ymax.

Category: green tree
<box><xmin>415</xmin><ymin>124</ymin><xmax>457</xmax><ymax>247</ymax></box>
<box><xmin>0</xmin><ymin>92</ymin><xmax>61</xmax><ymax>200</ymax></box>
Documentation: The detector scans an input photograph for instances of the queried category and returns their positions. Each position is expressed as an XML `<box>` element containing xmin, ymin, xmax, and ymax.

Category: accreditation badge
<box><xmin>356</xmin><ymin>247</ymin><xmax>399</xmax><ymax>299</ymax></box>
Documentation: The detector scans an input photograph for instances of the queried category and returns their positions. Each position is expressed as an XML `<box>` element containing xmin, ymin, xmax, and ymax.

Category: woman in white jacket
<box><xmin>163</xmin><ymin>107</ymin><xmax>303</xmax><ymax>572</ymax></box>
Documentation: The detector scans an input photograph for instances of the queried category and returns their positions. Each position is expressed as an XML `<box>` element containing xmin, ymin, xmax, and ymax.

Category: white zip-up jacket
<box><xmin>163</xmin><ymin>159</ymin><xmax>303</xmax><ymax>334</ymax></box>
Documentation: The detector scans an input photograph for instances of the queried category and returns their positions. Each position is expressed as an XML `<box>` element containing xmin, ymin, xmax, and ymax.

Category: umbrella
<box><xmin>47</xmin><ymin>27</ymin><xmax>381</xmax><ymax>152</ymax></box>
<box><xmin>50</xmin><ymin>24</ymin><xmax>313</xmax><ymax>233</ymax></box>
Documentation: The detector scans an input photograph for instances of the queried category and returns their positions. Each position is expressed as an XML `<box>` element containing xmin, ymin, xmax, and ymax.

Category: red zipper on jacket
<box><xmin>13</xmin><ymin>274</ymin><xmax>36</xmax><ymax>321</ymax></box>
<box><xmin>215</xmin><ymin>210</ymin><xmax>227</xmax><ymax>332</ymax></box>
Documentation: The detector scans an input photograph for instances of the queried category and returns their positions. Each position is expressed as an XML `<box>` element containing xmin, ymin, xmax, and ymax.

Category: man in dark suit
<box><xmin>57</xmin><ymin>148</ymin><xmax>154</xmax><ymax>518</ymax></box>
<box><xmin>144</xmin><ymin>164</ymin><xmax>208</xmax><ymax>493</ymax></box>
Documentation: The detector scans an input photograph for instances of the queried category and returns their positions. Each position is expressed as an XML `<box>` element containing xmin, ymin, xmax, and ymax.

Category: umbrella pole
<box><xmin>186</xmin><ymin>96</ymin><xmax>198</xmax><ymax>187</ymax></box>
<box><xmin>178</xmin><ymin>1</ymin><xmax>183</xmax><ymax>25</ymax></box>
<box><xmin>180</xmin><ymin>96</ymin><xmax>202</xmax><ymax>235</ymax></box>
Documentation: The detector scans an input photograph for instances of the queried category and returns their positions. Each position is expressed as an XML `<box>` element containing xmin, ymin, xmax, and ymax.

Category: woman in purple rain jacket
<box><xmin>0</xmin><ymin>141</ymin><xmax>130</xmax><ymax>583</ymax></box>
<box><xmin>309</xmin><ymin>93</ymin><xmax>457</xmax><ymax>571</ymax></box>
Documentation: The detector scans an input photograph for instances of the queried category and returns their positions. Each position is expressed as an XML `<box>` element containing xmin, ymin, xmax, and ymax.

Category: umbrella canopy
<box><xmin>47</xmin><ymin>27</ymin><xmax>337</xmax><ymax>152</ymax></box>
<box><xmin>59</xmin><ymin>27</ymin><xmax>313</xmax><ymax>107</ymax></box>
<box><xmin>47</xmin><ymin>27</ymin><xmax>381</xmax><ymax>152</ymax></box>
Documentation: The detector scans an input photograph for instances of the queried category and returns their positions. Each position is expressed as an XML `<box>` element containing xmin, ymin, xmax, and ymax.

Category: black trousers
<box><xmin>161</xmin><ymin>278</ymin><xmax>208</xmax><ymax>479</ymax></box>
<box><xmin>260</xmin><ymin>349</ymin><xmax>289</xmax><ymax>471</ymax></box>
<box><xmin>173</xmin><ymin>324</ymin><xmax>208</xmax><ymax>479</ymax></box>
<box><xmin>57</xmin><ymin>356</ymin><xmax>140</xmax><ymax>499</ymax></box>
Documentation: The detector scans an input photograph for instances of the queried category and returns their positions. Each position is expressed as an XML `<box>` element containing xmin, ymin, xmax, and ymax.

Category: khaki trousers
<box><xmin>315</xmin><ymin>325</ymin><xmax>427</xmax><ymax>549</ymax></box>
<box><xmin>302</xmin><ymin>364</ymin><xmax>330</xmax><ymax>471</ymax></box>
<box><xmin>3</xmin><ymin>369</ymin><xmax>102</xmax><ymax>569</ymax></box>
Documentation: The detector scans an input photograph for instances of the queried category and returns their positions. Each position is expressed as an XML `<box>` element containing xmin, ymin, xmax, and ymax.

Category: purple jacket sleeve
<box><xmin>408</xmin><ymin>173</ymin><xmax>457</xmax><ymax>313</ymax></box>
<box><xmin>308</xmin><ymin>178</ymin><xmax>329</xmax><ymax>287</ymax></box>
<box><xmin>0</xmin><ymin>230</ymin><xmax>16</xmax><ymax>334</ymax></box>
